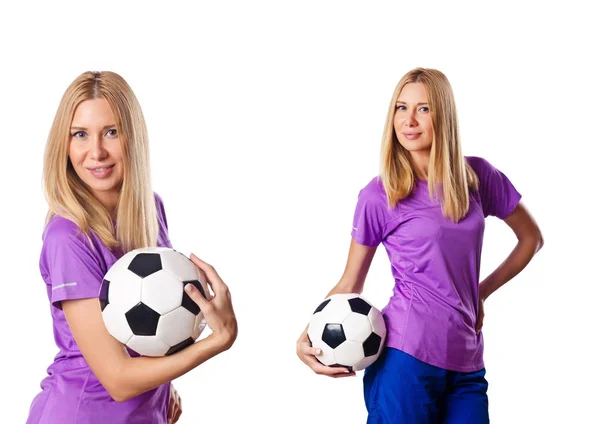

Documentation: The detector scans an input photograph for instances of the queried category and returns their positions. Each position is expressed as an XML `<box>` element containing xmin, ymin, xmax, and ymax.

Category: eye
<box><xmin>72</xmin><ymin>131</ymin><xmax>86</xmax><ymax>139</ymax></box>
<box><xmin>418</xmin><ymin>106</ymin><xmax>430</xmax><ymax>113</ymax></box>
<box><xmin>395</xmin><ymin>104</ymin><xmax>407</xmax><ymax>111</ymax></box>
<box><xmin>106</xmin><ymin>128</ymin><xmax>118</xmax><ymax>137</ymax></box>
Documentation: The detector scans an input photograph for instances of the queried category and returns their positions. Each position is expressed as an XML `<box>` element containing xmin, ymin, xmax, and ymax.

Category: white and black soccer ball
<box><xmin>307</xmin><ymin>293</ymin><xmax>386</xmax><ymax>371</ymax></box>
<box><xmin>99</xmin><ymin>247</ymin><xmax>210</xmax><ymax>357</ymax></box>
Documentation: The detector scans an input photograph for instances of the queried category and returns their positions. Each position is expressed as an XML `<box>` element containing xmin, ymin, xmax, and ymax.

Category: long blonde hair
<box><xmin>43</xmin><ymin>71</ymin><xmax>158</xmax><ymax>252</ymax></box>
<box><xmin>380</xmin><ymin>67</ymin><xmax>478</xmax><ymax>222</ymax></box>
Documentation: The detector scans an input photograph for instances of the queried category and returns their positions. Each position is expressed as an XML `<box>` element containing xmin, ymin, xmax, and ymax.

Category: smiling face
<box><xmin>393</xmin><ymin>82</ymin><xmax>434</xmax><ymax>154</ymax></box>
<box><xmin>68</xmin><ymin>98</ymin><xmax>124</xmax><ymax>211</ymax></box>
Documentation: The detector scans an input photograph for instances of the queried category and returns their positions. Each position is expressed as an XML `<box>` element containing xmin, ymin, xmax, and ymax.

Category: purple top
<box><xmin>27</xmin><ymin>194</ymin><xmax>173</xmax><ymax>424</ymax></box>
<box><xmin>351</xmin><ymin>156</ymin><xmax>521</xmax><ymax>372</ymax></box>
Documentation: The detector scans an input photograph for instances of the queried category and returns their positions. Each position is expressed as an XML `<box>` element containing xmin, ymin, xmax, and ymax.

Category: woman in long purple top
<box><xmin>27</xmin><ymin>71</ymin><xmax>238</xmax><ymax>424</ymax></box>
<box><xmin>297</xmin><ymin>68</ymin><xmax>543</xmax><ymax>423</ymax></box>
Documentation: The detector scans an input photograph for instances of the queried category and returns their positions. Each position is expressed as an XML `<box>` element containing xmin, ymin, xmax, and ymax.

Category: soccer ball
<box><xmin>99</xmin><ymin>247</ymin><xmax>210</xmax><ymax>356</ymax></box>
<box><xmin>307</xmin><ymin>293</ymin><xmax>386</xmax><ymax>371</ymax></box>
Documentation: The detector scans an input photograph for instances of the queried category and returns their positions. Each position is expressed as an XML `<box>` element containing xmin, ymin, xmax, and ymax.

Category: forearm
<box><xmin>480</xmin><ymin>236</ymin><xmax>543</xmax><ymax>300</ymax></box>
<box><xmin>113</xmin><ymin>334</ymin><xmax>229</xmax><ymax>401</ymax></box>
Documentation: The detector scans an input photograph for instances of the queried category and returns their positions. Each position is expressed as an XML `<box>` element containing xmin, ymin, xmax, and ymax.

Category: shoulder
<box><xmin>154</xmin><ymin>192</ymin><xmax>168</xmax><ymax>215</ymax></box>
<box><xmin>40</xmin><ymin>216</ymin><xmax>101</xmax><ymax>270</ymax></box>
<box><xmin>465</xmin><ymin>155</ymin><xmax>495</xmax><ymax>177</ymax></box>
<box><xmin>43</xmin><ymin>215</ymin><xmax>85</xmax><ymax>245</ymax></box>
<box><xmin>154</xmin><ymin>191</ymin><xmax>165</xmax><ymax>205</ymax></box>
<box><xmin>359</xmin><ymin>177</ymin><xmax>387</xmax><ymax>201</ymax></box>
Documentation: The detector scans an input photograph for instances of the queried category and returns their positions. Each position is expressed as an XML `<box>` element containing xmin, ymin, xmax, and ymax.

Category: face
<box><xmin>68</xmin><ymin>98</ymin><xmax>124</xmax><ymax>209</ymax></box>
<box><xmin>393</xmin><ymin>82</ymin><xmax>434</xmax><ymax>153</ymax></box>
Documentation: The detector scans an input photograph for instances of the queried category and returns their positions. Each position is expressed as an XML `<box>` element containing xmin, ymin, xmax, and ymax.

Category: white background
<box><xmin>1</xmin><ymin>1</ymin><xmax>598</xmax><ymax>423</ymax></box>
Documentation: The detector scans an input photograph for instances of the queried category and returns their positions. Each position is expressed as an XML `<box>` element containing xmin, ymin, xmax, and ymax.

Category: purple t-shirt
<box><xmin>351</xmin><ymin>156</ymin><xmax>521</xmax><ymax>372</ymax></box>
<box><xmin>27</xmin><ymin>194</ymin><xmax>173</xmax><ymax>424</ymax></box>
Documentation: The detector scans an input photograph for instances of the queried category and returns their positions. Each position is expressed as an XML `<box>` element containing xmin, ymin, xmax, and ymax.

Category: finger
<box><xmin>174</xmin><ymin>407</ymin><xmax>182</xmax><ymax>422</ymax></box>
<box><xmin>304</xmin><ymin>355</ymin><xmax>352</xmax><ymax>376</ymax></box>
<box><xmin>301</xmin><ymin>344</ymin><xmax>322</xmax><ymax>357</ymax></box>
<box><xmin>190</xmin><ymin>253</ymin><xmax>229</xmax><ymax>294</ymax></box>
<box><xmin>184</xmin><ymin>282</ymin><xmax>210</xmax><ymax>310</ymax></box>
<box><xmin>333</xmin><ymin>372</ymin><xmax>357</xmax><ymax>378</ymax></box>
<box><xmin>167</xmin><ymin>403</ymin><xmax>173</xmax><ymax>422</ymax></box>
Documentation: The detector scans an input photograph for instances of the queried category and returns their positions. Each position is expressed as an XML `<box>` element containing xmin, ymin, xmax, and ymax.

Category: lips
<box><xmin>87</xmin><ymin>164</ymin><xmax>115</xmax><ymax>179</ymax></box>
<box><xmin>402</xmin><ymin>132</ymin><xmax>422</xmax><ymax>140</ymax></box>
<box><xmin>88</xmin><ymin>165</ymin><xmax>114</xmax><ymax>171</ymax></box>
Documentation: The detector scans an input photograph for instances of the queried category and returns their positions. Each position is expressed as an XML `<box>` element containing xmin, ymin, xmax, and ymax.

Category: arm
<box><xmin>479</xmin><ymin>201</ymin><xmax>544</xmax><ymax>301</ymax></box>
<box><xmin>296</xmin><ymin>239</ymin><xmax>377</xmax><ymax>377</ymax></box>
<box><xmin>326</xmin><ymin>238</ymin><xmax>378</xmax><ymax>296</ymax></box>
<box><xmin>63</xmin><ymin>255</ymin><xmax>237</xmax><ymax>402</ymax></box>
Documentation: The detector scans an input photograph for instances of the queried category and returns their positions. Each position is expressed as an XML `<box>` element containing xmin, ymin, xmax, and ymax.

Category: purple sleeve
<box><xmin>468</xmin><ymin>156</ymin><xmax>522</xmax><ymax>219</ymax></box>
<box><xmin>155</xmin><ymin>193</ymin><xmax>173</xmax><ymax>248</ymax></box>
<box><xmin>40</xmin><ymin>218</ymin><xmax>106</xmax><ymax>309</ymax></box>
<box><xmin>350</xmin><ymin>178</ymin><xmax>389</xmax><ymax>247</ymax></box>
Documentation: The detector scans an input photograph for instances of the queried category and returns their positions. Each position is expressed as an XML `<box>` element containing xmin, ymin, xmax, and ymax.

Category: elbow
<box><xmin>108</xmin><ymin>387</ymin><xmax>137</xmax><ymax>403</ymax></box>
<box><xmin>106</xmin><ymin>383</ymin><xmax>132</xmax><ymax>403</ymax></box>
<box><xmin>104</xmin><ymin>374</ymin><xmax>137</xmax><ymax>403</ymax></box>
<box><xmin>534</xmin><ymin>227</ymin><xmax>544</xmax><ymax>252</ymax></box>
<box><xmin>524</xmin><ymin>230</ymin><xmax>543</xmax><ymax>254</ymax></box>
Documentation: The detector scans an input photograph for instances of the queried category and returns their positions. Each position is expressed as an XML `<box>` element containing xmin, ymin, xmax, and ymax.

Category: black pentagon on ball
<box><xmin>348</xmin><ymin>297</ymin><xmax>371</xmax><ymax>315</ymax></box>
<box><xmin>182</xmin><ymin>280</ymin><xmax>207</xmax><ymax>315</ymax></box>
<box><xmin>313</xmin><ymin>299</ymin><xmax>331</xmax><ymax>314</ymax></box>
<box><xmin>125</xmin><ymin>302</ymin><xmax>161</xmax><ymax>336</ymax></box>
<box><xmin>363</xmin><ymin>332</ymin><xmax>382</xmax><ymax>357</ymax></box>
<box><xmin>99</xmin><ymin>279</ymin><xmax>110</xmax><ymax>311</ymax></box>
<box><xmin>128</xmin><ymin>253</ymin><xmax>163</xmax><ymax>278</ymax></box>
<box><xmin>322</xmin><ymin>323</ymin><xmax>346</xmax><ymax>349</ymax></box>
<box><xmin>165</xmin><ymin>337</ymin><xmax>195</xmax><ymax>356</ymax></box>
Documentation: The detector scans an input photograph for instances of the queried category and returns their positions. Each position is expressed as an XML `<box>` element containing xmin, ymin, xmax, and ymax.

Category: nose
<box><xmin>405</xmin><ymin>110</ymin><xmax>418</xmax><ymax>127</ymax></box>
<box><xmin>89</xmin><ymin>136</ymin><xmax>108</xmax><ymax>161</ymax></box>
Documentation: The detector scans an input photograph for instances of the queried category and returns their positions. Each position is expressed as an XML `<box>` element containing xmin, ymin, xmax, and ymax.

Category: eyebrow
<box><xmin>70</xmin><ymin>124</ymin><xmax>117</xmax><ymax>131</ymax></box>
<box><xmin>395</xmin><ymin>101</ymin><xmax>429</xmax><ymax>105</ymax></box>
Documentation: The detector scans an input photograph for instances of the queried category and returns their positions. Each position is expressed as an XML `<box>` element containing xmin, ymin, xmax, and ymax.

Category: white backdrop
<box><xmin>1</xmin><ymin>1</ymin><xmax>598</xmax><ymax>423</ymax></box>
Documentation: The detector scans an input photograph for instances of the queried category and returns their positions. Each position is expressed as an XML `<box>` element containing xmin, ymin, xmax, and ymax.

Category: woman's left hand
<box><xmin>475</xmin><ymin>296</ymin><xmax>485</xmax><ymax>334</ymax></box>
<box><xmin>167</xmin><ymin>383</ymin><xmax>182</xmax><ymax>423</ymax></box>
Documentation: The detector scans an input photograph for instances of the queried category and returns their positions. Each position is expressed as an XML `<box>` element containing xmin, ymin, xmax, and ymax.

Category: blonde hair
<box><xmin>380</xmin><ymin>67</ymin><xmax>479</xmax><ymax>222</ymax></box>
<box><xmin>43</xmin><ymin>71</ymin><xmax>158</xmax><ymax>252</ymax></box>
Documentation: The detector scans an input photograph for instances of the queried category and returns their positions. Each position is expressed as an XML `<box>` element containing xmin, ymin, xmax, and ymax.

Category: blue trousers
<box><xmin>363</xmin><ymin>347</ymin><xmax>489</xmax><ymax>424</ymax></box>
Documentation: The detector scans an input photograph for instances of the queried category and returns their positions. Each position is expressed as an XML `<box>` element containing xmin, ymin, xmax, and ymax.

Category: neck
<box><xmin>93</xmin><ymin>190</ymin><xmax>119</xmax><ymax>220</ymax></box>
<box><xmin>409</xmin><ymin>150</ymin><xmax>431</xmax><ymax>180</ymax></box>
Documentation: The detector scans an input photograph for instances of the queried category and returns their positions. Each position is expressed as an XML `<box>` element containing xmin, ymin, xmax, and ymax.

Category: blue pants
<box><xmin>363</xmin><ymin>347</ymin><xmax>489</xmax><ymax>424</ymax></box>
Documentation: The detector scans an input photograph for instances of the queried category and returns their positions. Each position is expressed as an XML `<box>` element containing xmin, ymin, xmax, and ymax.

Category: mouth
<box><xmin>87</xmin><ymin>165</ymin><xmax>115</xmax><ymax>171</ymax></box>
<box><xmin>402</xmin><ymin>132</ymin><xmax>422</xmax><ymax>140</ymax></box>
<box><xmin>86</xmin><ymin>164</ymin><xmax>115</xmax><ymax>178</ymax></box>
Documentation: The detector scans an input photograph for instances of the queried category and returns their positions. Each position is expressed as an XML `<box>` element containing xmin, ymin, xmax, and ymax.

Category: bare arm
<box><xmin>62</xmin><ymin>255</ymin><xmax>237</xmax><ymax>402</ymax></box>
<box><xmin>296</xmin><ymin>239</ymin><xmax>377</xmax><ymax>377</ymax></box>
<box><xmin>479</xmin><ymin>201</ymin><xmax>544</xmax><ymax>300</ymax></box>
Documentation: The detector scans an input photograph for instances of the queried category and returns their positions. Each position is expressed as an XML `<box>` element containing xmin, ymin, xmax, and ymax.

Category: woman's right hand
<box><xmin>186</xmin><ymin>253</ymin><xmax>238</xmax><ymax>352</ymax></box>
<box><xmin>296</xmin><ymin>327</ymin><xmax>356</xmax><ymax>378</ymax></box>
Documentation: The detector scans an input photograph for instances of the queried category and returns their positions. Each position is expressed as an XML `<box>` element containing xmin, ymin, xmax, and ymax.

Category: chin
<box><xmin>401</xmin><ymin>144</ymin><xmax>432</xmax><ymax>152</ymax></box>
<box><xmin>85</xmin><ymin>180</ymin><xmax>121</xmax><ymax>194</ymax></box>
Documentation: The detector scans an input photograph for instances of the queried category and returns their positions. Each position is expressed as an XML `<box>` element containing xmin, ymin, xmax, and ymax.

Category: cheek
<box><xmin>393</xmin><ymin>115</ymin><xmax>404</xmax><ymax>131</ymax></box>
<box><xmin>68</xmin><ymin>145</ymin><xmax>82</xmax><ymax>165</ymax></box>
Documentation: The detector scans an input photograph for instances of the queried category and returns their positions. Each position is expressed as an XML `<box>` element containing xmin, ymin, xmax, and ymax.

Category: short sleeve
<box><xmin>40</xmin><ymin>218</ymin><xmax>106</xmax><ymax>309</ymax></box>
<box><xmin>351</xmin><ymin>177</ymin><xmax>389</xmax><ymax>247</ymax></box>
<box><xmin>154</xmin><ymin>192</ymin><xmax>173</xmax><ymax>248</ymax></box>
<box><xmin>468</xmin><ymin>156</ymin><xmax>522</xmax><ymax>219</ymax></box>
